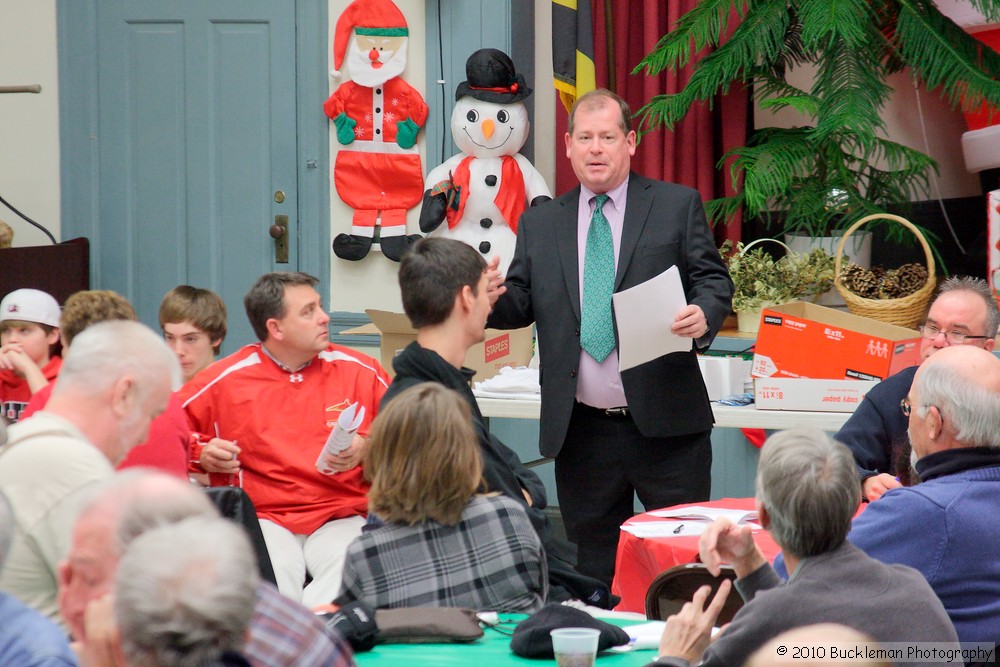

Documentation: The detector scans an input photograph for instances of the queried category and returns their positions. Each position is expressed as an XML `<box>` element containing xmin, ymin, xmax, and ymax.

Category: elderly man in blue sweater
<box><xmin>836</xmin><ymin>276</ymin><xmax>998</xmax><ymax>500</ymax></box>
<box><xmin>847</xmin><ymin>344</ymin><xmax>1000</xmax><ymax>645</ymax></box>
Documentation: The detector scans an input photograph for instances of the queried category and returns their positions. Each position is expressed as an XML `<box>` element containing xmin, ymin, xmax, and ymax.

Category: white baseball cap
<box><xmin>0</xmin><ymin>289</ymin><xmax>62</xmax><ymax>327</ymax></box>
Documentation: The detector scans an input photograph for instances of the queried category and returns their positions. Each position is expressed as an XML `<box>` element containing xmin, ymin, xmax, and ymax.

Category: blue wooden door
<box><xmin>93</xmin><ymin>0</ymin><xmax>298</xmax><ymax>351</ymax></box>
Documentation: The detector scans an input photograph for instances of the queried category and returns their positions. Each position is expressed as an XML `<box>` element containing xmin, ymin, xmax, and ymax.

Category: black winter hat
<box><xmin>455</xmin><ymin>48</ymin><xmax>533</xmax><ymax>104</ymax></box>
<box><xmin>509</xmin><ymin>603</ymin><xmax>630</xmax><ymax>658</ymax></box>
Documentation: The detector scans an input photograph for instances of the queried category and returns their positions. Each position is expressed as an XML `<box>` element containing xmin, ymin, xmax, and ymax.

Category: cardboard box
<box><xmin>752</xmin><ymin>301</ymin><xmax>921</xmax><ymax>381</ymax></box>
<box><xmin>989</xmin><ymin>188</ymin><xmax>999</xmax><ymax>311</ymax></box>
<box><xmin>753</xmin><ymin>377</ymin><xmax>880</xmax><ymax>412</ymax></box>
<box><xmin>342</xmin><ymin>309</ymin><xmax>534</xmax><ymax>380</ymax></box>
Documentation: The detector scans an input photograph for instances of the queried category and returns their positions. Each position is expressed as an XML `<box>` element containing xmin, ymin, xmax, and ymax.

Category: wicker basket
<box><xmin>833</xmin><ymin>214</ymin><xmax>936</xmax><ymax>328</ymax></box>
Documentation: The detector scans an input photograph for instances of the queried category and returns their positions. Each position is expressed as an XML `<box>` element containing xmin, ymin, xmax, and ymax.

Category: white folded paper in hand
<box><xmin>316</xmin><ymin>402</ymin><xmax>365</xmax><ymax>475</ymax></box>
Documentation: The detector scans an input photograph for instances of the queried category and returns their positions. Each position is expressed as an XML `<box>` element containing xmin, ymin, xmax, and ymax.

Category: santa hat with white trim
<box><xmin>332</xmin><ymin>0</ymin><xmax>408</xmax><ymax>77</ymax></box>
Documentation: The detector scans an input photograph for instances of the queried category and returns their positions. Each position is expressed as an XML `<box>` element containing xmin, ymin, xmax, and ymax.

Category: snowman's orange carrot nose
<box><xmin>482</xmin><ymin>118</ymin><xmax>495</xmax><ymax>140</ymax></box>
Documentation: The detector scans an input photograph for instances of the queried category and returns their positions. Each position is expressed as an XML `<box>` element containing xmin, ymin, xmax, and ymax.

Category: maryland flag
<box><xmin>552</xmin><ymin>0</ymin><xmax>596</xmax><ymax>113</ymax></box>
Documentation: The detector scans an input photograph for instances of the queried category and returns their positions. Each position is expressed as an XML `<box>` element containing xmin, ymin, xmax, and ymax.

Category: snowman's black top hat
<box><xmin>455</xmin><ymin>48</ymin><xmax>533</xmax><ymax>104</ymax></box>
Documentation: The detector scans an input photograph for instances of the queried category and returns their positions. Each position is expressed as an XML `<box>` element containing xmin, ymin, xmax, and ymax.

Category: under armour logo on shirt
<box><xmin>289</xmin><ymin>373</ymin><xmax>304</xmax><ymax>383</ymax></box>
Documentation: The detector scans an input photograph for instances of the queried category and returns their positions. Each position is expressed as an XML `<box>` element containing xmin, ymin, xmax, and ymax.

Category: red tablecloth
<box><xmin>611</xmin><ymin>498</ymin><xmax>781</xmax><ymax>614</ymax></box>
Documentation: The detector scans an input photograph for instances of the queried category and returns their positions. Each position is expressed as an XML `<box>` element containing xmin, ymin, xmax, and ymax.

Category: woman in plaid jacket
<box><xmin>336</xmin><ymin>382</ymin><xmax>547</xmax><ymax>612</ymax></box>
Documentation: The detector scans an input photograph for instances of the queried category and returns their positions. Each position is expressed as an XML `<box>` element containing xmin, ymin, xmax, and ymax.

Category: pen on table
<box><xmin>673</xmin><ymin>523</ymin><xmax>684</xmax><ymax>534</ymax></box>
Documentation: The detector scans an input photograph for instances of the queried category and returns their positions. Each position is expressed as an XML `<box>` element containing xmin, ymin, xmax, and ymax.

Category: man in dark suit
<box><xmin>487</xmin><ymin>89</ymin><xmax>733</xmax><ymax>584</ymax></box>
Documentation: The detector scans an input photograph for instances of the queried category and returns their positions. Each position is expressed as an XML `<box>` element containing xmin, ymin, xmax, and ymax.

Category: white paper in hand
<box><xmin>611</xmin><ymin>265</ymin><xmax>689</xmax><ymax>371</ymax></box>
<box><xmin>316</xmin><ymin>402</ymin><xmax>366</xmax><ymax>475</ymax></box>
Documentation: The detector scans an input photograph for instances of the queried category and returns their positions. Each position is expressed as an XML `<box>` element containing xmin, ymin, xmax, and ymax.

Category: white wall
<box><xmin>755</xmin><ymin>62</ymin><xmax>981</xmax><ymax>200</ymax></box>
<box><xmin>0</xmin><ymin>0</ymin><xmax>61</xmax><ymax>247</ymax></box>
<box><xmin>532</xmin><ymin>1</ymin><xmax>556</xmax><ymax>191</ymax></box>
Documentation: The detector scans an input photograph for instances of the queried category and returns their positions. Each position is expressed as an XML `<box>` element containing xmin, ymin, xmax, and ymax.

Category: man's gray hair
<box><xmin>936</xmin><ymin>276</ymin><xmax>1000</xmax><ymax>339</ymax></box>
<box><xmin>756</xmin><ymin>428</ymin><xmax>860</xmax><ymax>558</ymax></box>
<box><xmin>115</xmin><ymin>517</ymin><xmax>259</xmax><ymax>667</ymax></box>
<box><xmin>53</xmin><ymin>320</ymin><xmax>182</xmax><ymax>398</ymax></box>
<box><xmin>915</xmin><ymin>358</ymin><xmax>1000</xmax><ymax>449</ymax></box>
<box><xmin>76</xmin><ymin>469</ymin><xmax>219</xmax><ymax>553</ymax></box>
<box><xmin>0</xmin><ymin>490</ymin><xmax>13</xmax><ymax>570</ymax></box>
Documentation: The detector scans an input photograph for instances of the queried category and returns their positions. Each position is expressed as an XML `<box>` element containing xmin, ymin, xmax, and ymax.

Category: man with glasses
<box><xmin>846</xmin><ymin>344</ymin><xmax>1000</xmax><ymax>644</ymax></box>
<box><xmin>836</xmin><ymin>276</ymin><xmax>998</xmax><ymax>500</ymax></box>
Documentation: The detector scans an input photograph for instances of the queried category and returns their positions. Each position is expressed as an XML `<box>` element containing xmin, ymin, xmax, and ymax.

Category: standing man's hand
<box><xmin>699</xmin><ymin>518</ymin><xmax>766</xmax><ymax>578</ymax></box>
<box><xmin>657</xmin><ymin>581</ymin><xmax>732</xmax><ymax>664</ymax></box>
<box><xmin>672</xmin><ymin>304</ymin><xmax>709</xmax><ymax>339</ymax></box>
<box><xmin>862</xmin><ymin>473</ymin><xmax>901</xmax><ymax>501</ymax></box>
<box><xmin>485</xmin><ymin>255</ymin><xmax>507</xmax><ymax>308</ymax></box>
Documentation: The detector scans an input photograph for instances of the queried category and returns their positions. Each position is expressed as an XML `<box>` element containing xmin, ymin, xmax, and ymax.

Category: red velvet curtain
<box><xmin>554</xmin><ymin>0</ymin><xmax>747</xmax><ymax>245</ymax></box>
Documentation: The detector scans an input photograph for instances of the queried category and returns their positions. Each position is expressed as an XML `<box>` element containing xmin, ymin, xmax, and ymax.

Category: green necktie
<box><xmin>580</xmin><ymin>194</ymin><xmax>615</xmax><ymax>362</ymax></box>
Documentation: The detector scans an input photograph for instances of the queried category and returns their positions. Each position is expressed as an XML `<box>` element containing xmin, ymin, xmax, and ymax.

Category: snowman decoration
<box><xmin>419</xmin><ymin>49</ymin><xmax>551</xmax><ymax>274</ymax></box>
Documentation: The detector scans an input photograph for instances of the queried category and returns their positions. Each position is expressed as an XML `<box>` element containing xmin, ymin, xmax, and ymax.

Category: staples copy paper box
<box><xmin>342</xmin><ymin>310</ymin><xmax>533</xmax><ymax>380</ymax></box>
<box><xmin>752</xmin><ymin>302</ymin><xmax>921</xmax><ymax>381</ymax></box>
<box><xmin>753</xmin><ymin>377</ymin><xmax>880</xmax><ymax>412</ymax></box>
<box><xmin>989</xmin><ymin>188</ymin><xmax>999</xmax><ymax>310</ymax></box>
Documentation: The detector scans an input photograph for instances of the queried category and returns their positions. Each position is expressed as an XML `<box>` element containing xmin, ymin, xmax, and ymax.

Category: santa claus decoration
<box><xmin>324</xmin><ymin>0</ymin><xmax>427</xmax><ymax>262</ymax></box>
<box><xmin>419</xmin><ymin>49</ymin><xmax>551</xmax><ymax>274</ymax></box>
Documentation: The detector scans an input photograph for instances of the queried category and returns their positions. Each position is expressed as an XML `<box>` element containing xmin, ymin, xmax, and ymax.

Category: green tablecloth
<box><xmin>354</xmin><ymin>614</ymin><xmax>655</xmax><ymax>666</ymax></box>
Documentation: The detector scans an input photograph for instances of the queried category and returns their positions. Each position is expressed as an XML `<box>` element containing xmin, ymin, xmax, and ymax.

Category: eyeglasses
<box><xmin>918</xmin><ymin>324</ymin><xmax>990</xmax><ymax>345</ymax></box>
<box><xmin>901</xmin><ymin>398</ymin><xmax>946</xmax><ymax>426</ymax></box>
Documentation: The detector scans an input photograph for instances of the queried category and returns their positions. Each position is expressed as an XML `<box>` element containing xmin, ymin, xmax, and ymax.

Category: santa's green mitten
<box><xmin>396</xmin><ymin>118</ymin><xmax>420</xmax><ymax>149</ymax></box>
<box><xmin>333</xmin><ymin>113</ymin><xmax>357</xmax><ymax>145</ymax></box>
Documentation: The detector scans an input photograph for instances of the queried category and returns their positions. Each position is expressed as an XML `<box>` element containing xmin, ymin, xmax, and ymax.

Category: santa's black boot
<box><xmin>380</xmin><ymin>233</ymin><xmax>423</xmax><ymax>262</ymax></box>
<box><xmin>332</xmin><ymin>233</ymin><xmax>373</xmax><ymax>261</ymax></box>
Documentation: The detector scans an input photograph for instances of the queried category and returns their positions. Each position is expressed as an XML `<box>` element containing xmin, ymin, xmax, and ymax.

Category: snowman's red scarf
<box><xmin>446</xmin><ymin>155</ymin><xmax>526</xmax><ymax>234</ymax></box>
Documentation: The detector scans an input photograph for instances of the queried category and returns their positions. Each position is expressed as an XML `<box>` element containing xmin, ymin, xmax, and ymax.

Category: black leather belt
<box><xmin>575</xmin><ymin>402</ymin><xmax>630</xmax><ymax>418</ymax></box>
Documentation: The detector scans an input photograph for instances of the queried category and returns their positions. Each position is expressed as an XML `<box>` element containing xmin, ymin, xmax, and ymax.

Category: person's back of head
<box><xmin>83</xmin><ymin>469</ymin><xmax>219</xmax><ymax>552</ymax></box>
<box><xmin>399</xmin><ymin>237</ymin><xmax>487</xmax><ymax>328</ymax></box>
<box><xmin>60</xmin><ymin>470</ymin><xmax>220</xmax><ymax>643</ymax></box>
<box><xmin>912</xmin><ymin>345</ymin><xmax>1000</xmax><ymax>451</ymax></box>
<box><xmin>243</xmin><ymin>272</ymin><xmax>318</xmax><ymax>342</ymax></box>
<box><xmin>158</xmin><ymin>285</ymin><xmax>228</xmax><ymax>353</ymax></box>
<box><xmin>365</xmin><ymin>382</ymin><xmax>484</xmax><ymax>526</ymax></box>
<box><xmin>757</xmin><ymin>428</ymin><xmax>860</xmax><ymax>559</ymax></box>
<box><xmin>0</xmin><ymin>219</ymin><xmax>12</xmax><ymax>249</ymax></box>
<box><xmin>52</xmin><ymin>320</ymin><xmax>181</xmax><ymax>399</ymax></box>
<box><xmin>59</xmin><ymin>290</ymin><xmax>137</xmax><ymax>348</ymax></box>
<box><xmin>114</xmin><ymin>517</ymin><xmax>259</xmax><ymax>667</ymax></box>
<box><xmin>49</xmin><ymin>321</ymin><xmax>181</xmax><ymax>463</ymax></box>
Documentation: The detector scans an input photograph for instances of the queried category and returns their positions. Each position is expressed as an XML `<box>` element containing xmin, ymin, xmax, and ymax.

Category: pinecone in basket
<box><xmin>841</xmin><ymin>261</ymin><xmax>928</xmax><ymax>300</ymax></box>
<box><xmin>895</xmin><ymin>263</ymin><xmax>928</xmax><ymax>295</ymax></box>
<box><xmin>840</xmin><ymin>262</ymin><xmax>879</xmax><ymax>298</ymax></box>
<box><xmin>877</xmin><ymin>271</ymin><xmax>902</xmax><ymax>299</ymax></box>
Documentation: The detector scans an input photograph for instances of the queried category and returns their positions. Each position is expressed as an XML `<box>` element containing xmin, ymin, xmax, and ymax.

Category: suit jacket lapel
<box><xmin>555</xmin><ymin>188</ymin><xmax>582</xmax><ymax>321</ymax></box>
<box><xmin>615</xmin><ymin>174</ymin><xmax>653</xmax><ymax>289</ymax></box>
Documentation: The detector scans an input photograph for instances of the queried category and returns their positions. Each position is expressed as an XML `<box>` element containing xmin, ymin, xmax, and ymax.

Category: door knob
<box><xmin>271</xmin><ymin>215</ymin><xmax>289</xmax><ymax>263</ymax></box>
